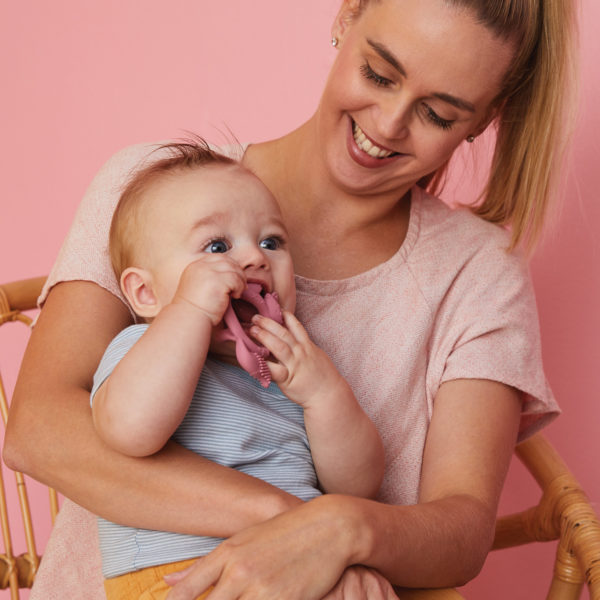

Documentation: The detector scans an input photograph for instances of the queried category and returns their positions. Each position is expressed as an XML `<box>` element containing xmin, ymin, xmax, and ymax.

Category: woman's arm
<box><xmin>164</xmin><ymin>378</ymin><xmax>521</xmax><ymax>599</ymax></box>
<box><xmin>359</xmin><ymin>378</ymin><xmax>522</xmax><ymax>587</ymax></box>
<box><xmin>3</xmin><ymin>280</ymin><xmax>301</xmax><ymax>535</ymax></box>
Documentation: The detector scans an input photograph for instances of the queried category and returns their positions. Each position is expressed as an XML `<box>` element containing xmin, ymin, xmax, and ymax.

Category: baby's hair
<box><xmin>109</xmin><ymin>137</ymin><xmax>238</xmax><ymax>280</ymax></box>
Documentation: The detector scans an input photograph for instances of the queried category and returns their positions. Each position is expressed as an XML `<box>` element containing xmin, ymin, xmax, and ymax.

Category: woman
<box><xmin>4</xmin><ymin>0</ymin><xmax>576</xmax><ymax>598</ymax></box>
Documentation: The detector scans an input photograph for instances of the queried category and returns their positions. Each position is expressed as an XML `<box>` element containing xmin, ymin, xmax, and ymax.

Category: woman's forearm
<box><xmin>3</xmin><ymin>281</ymin><xmax>301</xmax><ymax>536</ymax></box>
<box><xmin>162</xmin><ymin>492</ymin><xmax>492</xmax><ymax>599</ymax></box>
<box><xmin>334</xmin><ymin>493</ymin><xmax>494</xmax><ymax>588</ymax></box>
<box><xmin>341</xmin><ymin>379</ymin><xmax>522</xmax><ymax>588</ymax></box>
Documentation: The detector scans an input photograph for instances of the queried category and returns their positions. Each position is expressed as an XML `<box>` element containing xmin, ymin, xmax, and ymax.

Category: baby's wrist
<box><xmin>163</xmin><ymin>298</ymin><xmax>216</xmax><ymax>330</ymax></box>
<box><xmin>302</xmin><ymin>375</ymin><xmax>354</xmax><ymax>411</ymax></box>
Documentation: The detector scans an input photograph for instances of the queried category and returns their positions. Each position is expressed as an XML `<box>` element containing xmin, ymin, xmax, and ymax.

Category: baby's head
<box><xmin>109</xmin><ymin>139</ymin><xmax>296</xmax><ymax>323</ymax></box>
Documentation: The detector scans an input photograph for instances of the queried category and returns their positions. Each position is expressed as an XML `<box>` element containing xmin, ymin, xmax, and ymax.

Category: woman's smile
<box><xmin>346</xmin><ymin>117</ymin><xmax>407</xmax><ymax>169</ymax></box>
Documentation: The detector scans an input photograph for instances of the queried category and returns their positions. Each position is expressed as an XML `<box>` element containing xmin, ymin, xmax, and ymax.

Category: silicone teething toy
<box><xmin>214</xmin><ymin>282</ymin><xmax>283</xmax><ymax>387</ymax></box>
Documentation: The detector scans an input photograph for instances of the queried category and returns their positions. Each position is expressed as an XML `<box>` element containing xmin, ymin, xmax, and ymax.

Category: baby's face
<box><xmin>138</xmin><ymin>164</ymin><xmax>296</xmax><ymax>314</ymax></box>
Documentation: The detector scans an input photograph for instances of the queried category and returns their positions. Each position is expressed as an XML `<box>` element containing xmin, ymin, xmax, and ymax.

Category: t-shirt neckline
<box><xmin>295</xmin><ymin>186</ymin><xmax>423</xmax><ymax>297</ymax></box>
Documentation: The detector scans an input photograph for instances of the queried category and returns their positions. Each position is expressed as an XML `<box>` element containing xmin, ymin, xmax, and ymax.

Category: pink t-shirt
<box><xmin>31</xmin><ymin>143</ymin><xmax>559</xmax><ymax>598</ymax></box>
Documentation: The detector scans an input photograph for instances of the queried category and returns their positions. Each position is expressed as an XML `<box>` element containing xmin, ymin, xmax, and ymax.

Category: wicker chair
<box><xmin>0</xmin><ymin>277</ymin><xmax>58</xmax><ymax>599</ymax></box>
<box><xmin>0</xmin><ymin>276</ymin><xmax>599</xmax><ymax>599</ymax></box>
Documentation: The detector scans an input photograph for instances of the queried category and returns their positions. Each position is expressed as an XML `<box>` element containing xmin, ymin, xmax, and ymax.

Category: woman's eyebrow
<box><xmin>367</xmin><ymin>39</ymin><xmax>407</xmax><ymax>76</ymax></box>
<box><xmin>432</xmin><ymin>92</ymin><xmax>475</xmax><ymax>113</ymax></box>
<box><xmin>367</xmin><ymin>38</ymin><xmax>476</xmax><ymax>113</ymax></box>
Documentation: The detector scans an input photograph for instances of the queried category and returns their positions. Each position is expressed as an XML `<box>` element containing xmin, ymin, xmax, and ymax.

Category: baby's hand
<box><xmin>172</xmin><ymin>255</ymin><xmax>246</xmax><ymax>325</ymax></box>
<box><xmin>249</xmin><ymin>312</ymin><xmax>350</xmax><ymax>407</ymax></box>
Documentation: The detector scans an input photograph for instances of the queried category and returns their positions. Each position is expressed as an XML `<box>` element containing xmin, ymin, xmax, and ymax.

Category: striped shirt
<box><xmin>91</xmin><ymin>324</ymin><xmax>321</xmax><ymax>579</ymax></box>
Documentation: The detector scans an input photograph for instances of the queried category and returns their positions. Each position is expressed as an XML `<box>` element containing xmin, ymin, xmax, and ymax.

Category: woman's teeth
<box><xmin>353</xmin><ymin>123</ymin><xmax>396</xmax><ymax>158</ymax></box>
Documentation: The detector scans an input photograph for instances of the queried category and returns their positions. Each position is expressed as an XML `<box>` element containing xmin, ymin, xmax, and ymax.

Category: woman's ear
<box><xmin>472</xmin><ymin>104</ymin><xmax>502</xmax><ymax>139</ymax></box>
<box><xmin>332</xmin><ymin>0</ymin><xmax>362</xmax><ymax>45</ymax></box>
<box><xmin>120</xmin><ymin>267</ymin><xmax>161</xmax><ymax>319</ymax></box>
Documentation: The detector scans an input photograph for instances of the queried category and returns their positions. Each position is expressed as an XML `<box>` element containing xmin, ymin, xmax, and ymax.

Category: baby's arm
<box><xmin>250</xmin><ymin>312</ymin><xmax>385</xmax><ymax>498</ymax></box>
<box><xmin>92</xmin><ymin>255</ymin><xmax>246</xmax><ymax>457</ymax></box>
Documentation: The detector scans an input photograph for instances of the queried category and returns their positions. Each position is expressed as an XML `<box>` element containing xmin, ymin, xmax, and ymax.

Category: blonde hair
<box><xmin>357</xmin><ymin>0</ymin><xmax>579</xmax><ymax>251</ymax></box>
<box><xmin>109</xmin><ymin>139</ymin><xmax>237</xmax><ymax>279</ymax></box>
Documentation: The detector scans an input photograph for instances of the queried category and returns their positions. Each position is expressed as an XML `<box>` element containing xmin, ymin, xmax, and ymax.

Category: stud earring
<box><xmin>331</xmin><ymin>37</ymin><xmax>339</xmax><ymax>48</ymax></box>
<box><xmin>466</xmin><ymin>135</ymin><xmax>475</xmax><ymax>143</ymax></box>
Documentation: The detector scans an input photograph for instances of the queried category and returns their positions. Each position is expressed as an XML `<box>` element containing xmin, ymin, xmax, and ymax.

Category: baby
<box><xmin>90</xmin><ymin>140</ymin><xmax>385</xmax><ymax>599</ymax></box>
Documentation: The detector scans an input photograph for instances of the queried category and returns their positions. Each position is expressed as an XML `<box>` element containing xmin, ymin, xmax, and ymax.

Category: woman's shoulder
<box><xmin>411</xmin><ymin>186</ymin><xmax>525</xmax><ymax>275</ymax></box>
<box><xmin>408</xmin><ymin>187</ymin><xmax>529</xmax><ymax>299</ymax></box>
<box><xmin>415</xmin><ymin>186</ymin><xmax>513</xmax><ymax>252</ymax></box>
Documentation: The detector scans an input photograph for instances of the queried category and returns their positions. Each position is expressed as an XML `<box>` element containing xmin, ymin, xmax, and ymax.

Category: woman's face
<box><xmin>317</xmin><ymin>0</ymin><xmax>515</xmax><ymax>197</ymax></box>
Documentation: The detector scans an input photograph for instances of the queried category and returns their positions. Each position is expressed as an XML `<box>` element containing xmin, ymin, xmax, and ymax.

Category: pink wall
<box><xmin>1</xmin><ymin>2</ymin><xmax>598</xmax><ymax>598</ymax></box>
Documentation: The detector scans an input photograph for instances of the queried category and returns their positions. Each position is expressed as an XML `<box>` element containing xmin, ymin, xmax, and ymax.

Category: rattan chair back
<box><xmin>0</xmin><ymin>276</ymin><xmax>57</xmax><ymax>599</ymax></box>
<box><xmin>493</xmin><ymin>433</ymin><xmax>600</xmax><ymax>599</ymax></box>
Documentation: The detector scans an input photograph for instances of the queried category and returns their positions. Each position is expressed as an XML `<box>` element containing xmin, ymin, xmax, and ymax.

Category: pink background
<box><xmin>1</xmin><ymin>1</ymin><xmax>598</xmax><ymax>598</ymax></box>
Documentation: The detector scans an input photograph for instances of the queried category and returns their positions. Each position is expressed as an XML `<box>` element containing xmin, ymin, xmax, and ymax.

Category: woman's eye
<box><xmin>259</xmin><ymin>237</ymin><xmax>281</xmax><ymax>251</ymax></box>
<box><xmin>360</xmin><ymin>62</ymin><xmax>392</xmax><ymax>88</ymax></box>
<box><xmin>422</xmin><ymin>103</ymin><xmax>454</xmax><ymax>130</ymax></box>
<box><xmin>204</xmin><ymin>239</ymin><xmax>230</xmax><ymax>253</ymax></box>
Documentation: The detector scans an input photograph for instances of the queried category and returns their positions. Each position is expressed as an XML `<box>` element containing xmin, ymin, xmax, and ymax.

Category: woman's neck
<box><xmin>243</xmin><ymin>121</ymin><xmax>412</xmax><ymax>280</ymax></box>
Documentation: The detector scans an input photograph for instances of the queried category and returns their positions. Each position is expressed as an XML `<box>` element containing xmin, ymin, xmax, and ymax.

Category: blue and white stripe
<box><xmin>92</xmin><ymin>324</ymin><xmax>321</xmax><ymax>579</ymax></box>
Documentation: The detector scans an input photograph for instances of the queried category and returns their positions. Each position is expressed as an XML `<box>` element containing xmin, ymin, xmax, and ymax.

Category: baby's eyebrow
<box><xmin>189</xmin><ymin>213</ymin><xmax>227</xmax><ymax>231</ymax></box>
<box><xmin>268</xmin><ymin>215</ymin><xmax>288</xmax><ymax>233</ymax></box>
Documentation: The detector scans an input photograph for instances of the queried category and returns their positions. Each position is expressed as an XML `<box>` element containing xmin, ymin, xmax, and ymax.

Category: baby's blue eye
<box><xmin>205</xmin><ymin>240</ymin><xmax>230</xmax><ymax>253</ymax></box>
<box><xmin>259</xmin><ymin>237</ymin><xmax>281</xmax><ymax>251</ymax></box>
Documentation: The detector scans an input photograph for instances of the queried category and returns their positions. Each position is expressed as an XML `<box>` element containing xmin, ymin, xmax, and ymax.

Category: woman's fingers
<box><xmin>167</xmin><ymin>497</ymin><xmax>353</xmax><ymax>600</ymax></box>
<box><xmin>163</xmin><ymin>563</ymin><xmax>196</xmax><ymax>585</ymax></box>
<box><xmin>165</xmin><ymin>557</ymin><xmax>219</xmax><ymax>599</ymax></box>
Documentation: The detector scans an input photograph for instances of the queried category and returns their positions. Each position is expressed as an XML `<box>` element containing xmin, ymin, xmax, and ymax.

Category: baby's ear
<box><xmin>120</xmin><ymin>267</ymin><xmax>160</xmax><ymax>319</ymax></box>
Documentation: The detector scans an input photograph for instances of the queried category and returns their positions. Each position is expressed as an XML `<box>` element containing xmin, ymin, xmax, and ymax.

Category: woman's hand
<box><xmin>164</xmin><ymin>495</ymin><xmax>368</xmax><ymax>600</ymax></box>
<box><xmin>165</xmin><ymin>564</ymin><xmax>397</xmax><ymax>600</ymax></box>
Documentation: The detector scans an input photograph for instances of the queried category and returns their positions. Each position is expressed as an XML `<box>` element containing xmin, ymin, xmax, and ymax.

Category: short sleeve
<box><xmin>38</xmin><ymin>142</ymin><xmax>247</xmax><ymax>309</ymax></box>
<box><xmin>430</xmin><ymin>230</ymin><xmax>559</xmax><ymax>441</ymax></box>
<box><xmin>39</xmin><ymin>143</ymin><xmax>167</xmax><ymax>308</ymax></box>
<box><xmin>90</xmin><ymin>324</ymin><xmax>148</xmax><ymax>406</ymax></box>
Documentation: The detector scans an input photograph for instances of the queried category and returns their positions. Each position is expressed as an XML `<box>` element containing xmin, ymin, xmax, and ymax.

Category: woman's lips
<box><xmin>346</xmin><ymin>118</ymin><xmax>405</xmax><ymax>168</ymax></box>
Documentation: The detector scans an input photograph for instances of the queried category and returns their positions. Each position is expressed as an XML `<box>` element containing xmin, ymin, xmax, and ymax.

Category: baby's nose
<box><xmin>237</xmin><ymin>244</ymin><xmax>268</xmax><ymax>270</ymax></box>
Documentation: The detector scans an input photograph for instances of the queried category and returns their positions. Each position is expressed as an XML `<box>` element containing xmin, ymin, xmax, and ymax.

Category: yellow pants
<box><xmin>104</xmin><ymin>558</ymin><xmax>213</xmax><ymax>600</ymax></box>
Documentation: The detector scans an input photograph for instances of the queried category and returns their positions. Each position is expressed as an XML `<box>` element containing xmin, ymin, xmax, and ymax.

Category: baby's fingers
<box><xmin>264</xmin><ymin>360</ymin><xmax>289</xmax><ymax>384</ymax></box>
<box><xmin>280</xmin><ymin>311</ymin><xmax>312</xmax><ymax>344</ymax></box>
<box><xmin>250</xmin><ymin>313</ymin><xmax>294</xmax><ymax>344</ymax></box>
<box><xmin>249</xmin><ymin>320</ymin><xmax>295</xmax><ymax>364</ymax></box>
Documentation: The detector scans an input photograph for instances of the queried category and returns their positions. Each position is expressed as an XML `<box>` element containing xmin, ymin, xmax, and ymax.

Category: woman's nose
<box><xmin>376</xmin><ymin>95</ymin><xmax>411</xmax><ymax>141</ymax></box>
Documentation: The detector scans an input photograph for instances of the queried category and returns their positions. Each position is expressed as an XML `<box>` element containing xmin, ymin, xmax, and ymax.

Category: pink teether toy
<box><xmin>214</xmin><ymin>282</ymin><xmax>283</xmax><ymax>387</ymax></box>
